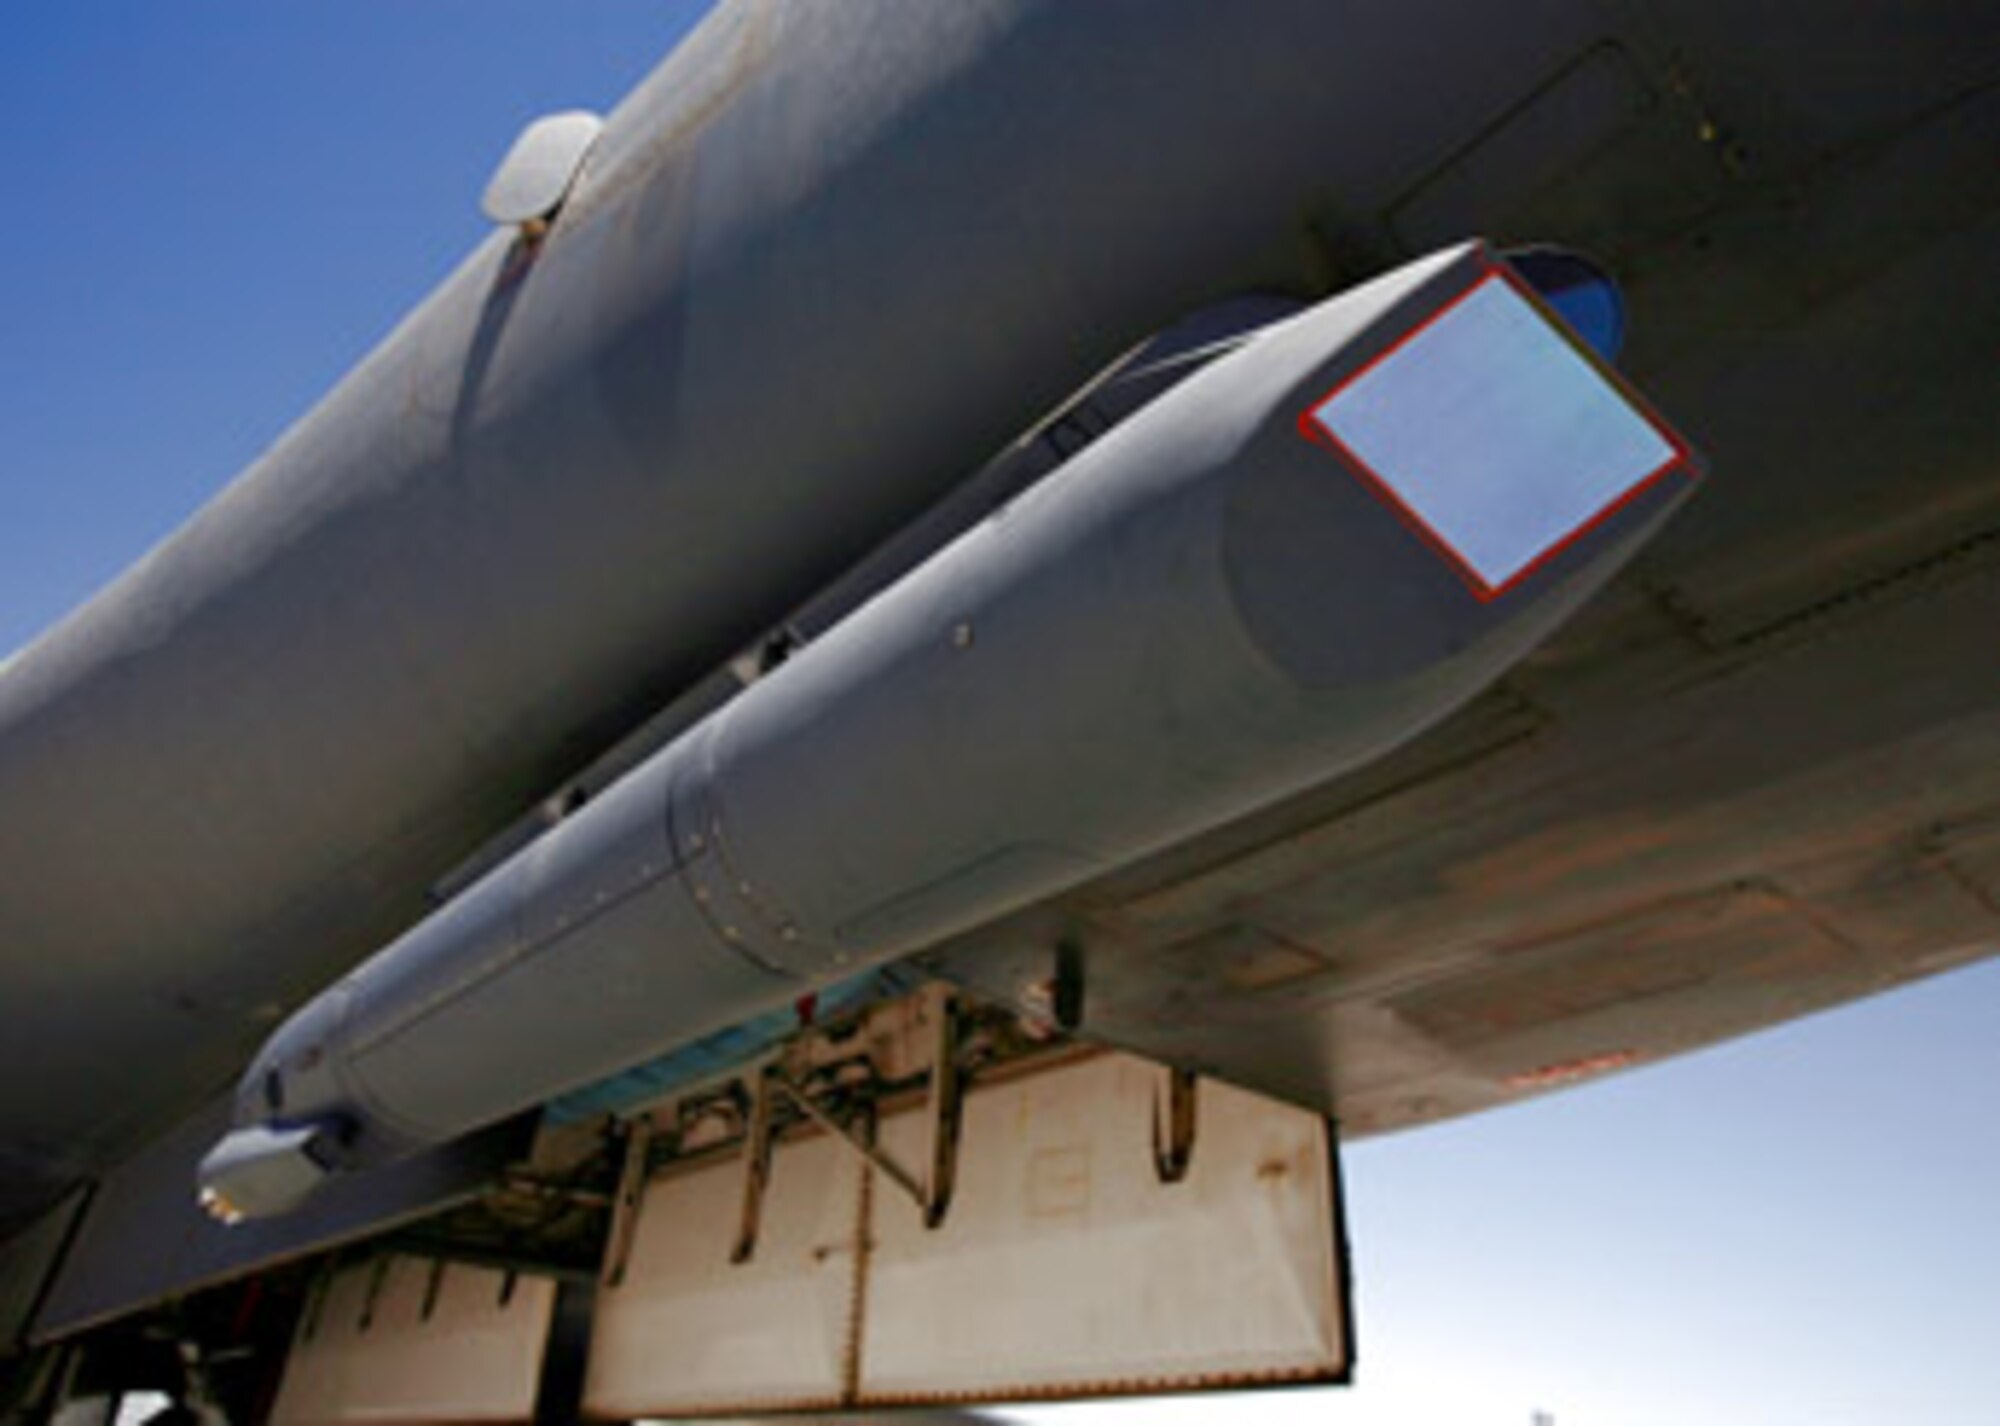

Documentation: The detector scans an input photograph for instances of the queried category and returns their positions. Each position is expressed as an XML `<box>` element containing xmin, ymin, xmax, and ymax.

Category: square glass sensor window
<box><xmin>1305</xmin><ymin>273</ymin><xmax>1683</xmax><ymax>598</ymax></box>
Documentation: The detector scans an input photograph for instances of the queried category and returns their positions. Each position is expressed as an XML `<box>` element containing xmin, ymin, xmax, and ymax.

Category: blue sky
<box><xmin>5</xmin><ymin>6</ymin><xmax>1997</xmax><ymax>1423</ymax></box>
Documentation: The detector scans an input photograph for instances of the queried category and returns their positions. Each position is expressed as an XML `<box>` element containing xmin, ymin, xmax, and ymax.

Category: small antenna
<box><xmin>482</xmin><ymin>111</ymin><xmax>604</xmax><ymax>232</ymax></box>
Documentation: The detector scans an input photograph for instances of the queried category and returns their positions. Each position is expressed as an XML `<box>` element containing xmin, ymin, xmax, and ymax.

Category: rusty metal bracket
<box><xmin>1153</xmin><ymin>1066</ymin><xmax>1199</xmax><ymax>1184</ymax></box>
<box><xmin>358</xmin><ymin>1256</ymin><xmax>391</xmax><ymax>1331</ymax></box>
<box><xmin>770</xmin><ymin>1073</ymin><xmax>926</xmax><ymax>1208</ymax></box>
<box><xmin>921</xmin><ymin>989</ymin><xmax>962</xmax><ymax>1229</ymax></box>
<box><xmin>601</xmin><ymin>1111</ymin><xmax>654</xmax><ymax>1287</ymax></box>
<box><xmin>420</xmin><ymin>1257</ymin><xmax>448</xmax><ymax>1320</ymax></box>
<box><xmin>729</xmin><ymin>989</ymin><xmax>968</xmax><ymax>1262</ymax></box>
<box><xmin>732</xmin><ymin>1072</ymin><xmax>777</xmax><ymax>1264</ymax></box>
<box><xmin>779</xmin><ymin>990</ymin><xmax>965</xmax><ymax>1227</ymax></box>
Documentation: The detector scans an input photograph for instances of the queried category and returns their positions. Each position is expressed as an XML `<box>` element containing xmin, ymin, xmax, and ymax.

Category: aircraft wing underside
<box><xmin>1</xmin><ymin>0</ymin><xmax>1996</xmax><ymax>1413</ymax></box>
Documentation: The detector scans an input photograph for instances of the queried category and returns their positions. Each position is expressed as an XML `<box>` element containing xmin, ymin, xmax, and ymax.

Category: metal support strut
<box><xmin>732</xmin><ymin>991</ymin><xmax>965</xmax><ymax>1261</ymax></box>
<box><xmin>1153</xmin><ymin>1065</ymin><xmax>1198</xmax><ymax>1184</ymax></box>
<box><xmin>602</xmin><ymin>1111</ymin><xmax>654</xmax><ymax>1287</ymax></box>
<box><xmin>732</xmin><ymin>1073</ymin><xmax>777</xmax><ymax>1265</ymax></box>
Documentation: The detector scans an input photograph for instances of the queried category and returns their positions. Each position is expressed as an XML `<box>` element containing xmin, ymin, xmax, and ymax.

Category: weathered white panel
<box><xmin>865</xmin><ymin>1057</ymin><xmax>1345</xmax><ymax>1401</ymax></box>
<box><xmin>584</xmin><ymin>1053</ymin><xmax>1347</xmax><ymax>1416</ymax></box>
<box><xmin>585</xmin><ymin>1132</ymin><xmax>860</xmax><ymax>1419</ymax></box>
<box><xmin>270</xmin><ymin>1256</ymin><xmax>553</xmax><ymax>1425</ymax></box>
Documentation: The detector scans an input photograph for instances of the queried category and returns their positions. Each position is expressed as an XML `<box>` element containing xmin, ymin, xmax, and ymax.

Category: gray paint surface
<box><xmin>0</xmin><ymin>0</ymin><xmax>1617</xmax><ymax>1232</ymax></box>
<box><xmin>201</xmin><ymin>246</ymin><xmax>1693</xmax><ymax>1211</ymax></box>
<box><xmin>0</xmin><ymin>0</ymin><xmax>1995</xmax><ymax>1348</ymax></box>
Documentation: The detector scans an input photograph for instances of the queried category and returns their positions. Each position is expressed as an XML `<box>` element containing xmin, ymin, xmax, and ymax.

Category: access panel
<box><xmin>585</xmin><ymin>1050</ymin><xmax>1352</xmax><ymax>1417</ymax></box>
